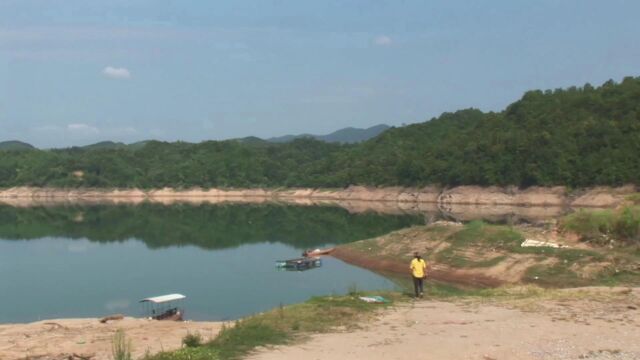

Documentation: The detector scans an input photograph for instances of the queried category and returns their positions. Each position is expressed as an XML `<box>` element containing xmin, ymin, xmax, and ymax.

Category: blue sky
<box><xmin>0</xmin><ymin>0</ymin><xmax>638</xmax><ymax>148</ymax></box>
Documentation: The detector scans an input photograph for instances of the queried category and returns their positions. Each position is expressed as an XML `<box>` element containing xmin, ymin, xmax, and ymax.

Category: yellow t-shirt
<box><xmin>410</xmin><ymin>258</ymin><xmax>427</xmax><ymax>278</ymax></box>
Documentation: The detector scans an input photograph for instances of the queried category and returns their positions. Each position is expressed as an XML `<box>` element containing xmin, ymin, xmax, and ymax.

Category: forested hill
<box><xmin>0</xmin><ymin>141</ymin><xmax>35</xmax><ymax>151</ymax></box>
<box><xmin>267</xmin><ymin>124</ymin><xmax>390</xmax><ymax>143</ymax></box>
<box><xmin>0</xmin><ymin>77</ymin><xmax>639</xmax><ymax>189</ymax></box>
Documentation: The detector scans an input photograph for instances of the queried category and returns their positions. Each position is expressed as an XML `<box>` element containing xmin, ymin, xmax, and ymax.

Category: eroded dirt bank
<box><xmin>332</xmin><ymin>245</ymin><xmax>503</xmax><ymax>288</ymax></box>
<box><xmin>0</xmin><ymin>185</ymin><xmax>635</xmax><ymax>208</ymax></box>
<box><xmin>0</xmin><ymin>317</ymin><xmax>221</xmax><ymax>360</ymax></box>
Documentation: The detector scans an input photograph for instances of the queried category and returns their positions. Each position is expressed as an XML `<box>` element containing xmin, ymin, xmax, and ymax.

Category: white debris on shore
<box><xmin>521</xmin><ymin>239</ymin><xmax>569</xmax><ymax>248</ymax></box>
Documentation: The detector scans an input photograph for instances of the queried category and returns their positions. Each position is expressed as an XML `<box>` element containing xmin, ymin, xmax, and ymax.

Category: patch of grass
<box><xmin>112</xmin><ymin>329</ymin><xmax>133</xmax><ymax>360</ymax></box>
<box><xmin>596</xmin><ymin>269</ymin><xmax>640</xmax><ymax>286</ymax></box>
<box><xmin>146</xmin><ymin>347</ymin><xmax>221</xmax><ymax>360</ymax></box>
<box><xmin>435</xmin><ymin>221</ymin><xmax>523</xmax><ymax>268</ymax></box>
<box><xmin>560</xmin><ymin>206</ymin><xmax>640</xmax><ymax>245</ymax></box>
<box><xmin>182</xmin><ymin>331</ymin><xmax>203</xmax><ymax>348</ymax></box>
<box><xmin>345</xmin><ymin>236</ymin><xmax>385</xmax><ymax>254</ymax></box>
<box><xmin>561</xmin><ymin>209</ymin><xmax>615</xmax><ymax>241</ymax></box>
<box><xmin>513</xmin><ymin>246</ymin><xmax>603</xmax><ymax>261</ymax></box>
<box><xmin>449</xmin><ymin>221</ymin><xmax>524</xmax><ymax>249</ymax></box>
<box><xmin>626</xmin><ymin>193</ymin><xmax>640</xmax><ymax>205</ymax></box>
<box><xmin>423</xmin><ymin>281</ymin><xmax>475</xmax><ymax>297</ymax></box>
<box><xmin>437</xmin><ymin>253</ymin><xmax>507</xmax><ymax>268</ymax></box>
<box><xmin>210</xmin><ymin>321</ymin><xmax>288</xmax><ymax>359</ymax></box>
<box><xmin>423</xmin><ymin>224</ymin><xmax>453</xmax><ymax>235</ymax></box>
<box><xmin>523</xmin><ymin>264</ymin><xmax>587</xmax><ymax>287</ymax></box>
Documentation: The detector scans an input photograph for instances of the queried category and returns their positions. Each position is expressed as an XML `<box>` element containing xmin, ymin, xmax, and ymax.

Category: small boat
<box><xmin>139</xmin><ymin>293</ymin><xmax>186</xmax><ymax>321</ymax></box>
<box><xmin>302</xmin><ymin>247</ymin><xmax>335</xmax><ymax>257</ymax></box>
<box><xmin>276</xmin><ymin>257</ymin><xmax>322</xmax><ymax>271</ymax></box>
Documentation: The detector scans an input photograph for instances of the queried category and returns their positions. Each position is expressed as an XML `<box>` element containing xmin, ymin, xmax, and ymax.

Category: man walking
<box><xmin>410</xmin><ymin>252</ymin><xmax>427</xmax><ymax>298</ymax></box>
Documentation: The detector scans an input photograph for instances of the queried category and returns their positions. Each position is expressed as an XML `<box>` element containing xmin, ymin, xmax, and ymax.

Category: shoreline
<box><xmin>0</xmin><ymin>185</ymin><xmax>635</xmax><ymax>208</ymax></box>
<box><xmin>3</xmin><ymin>287</ymin><xmax>638</xmax><ymax>360</ymax></box>
<box><xmin>0</xmin><ymin>317</ymin><xmax>222</xmax><ymax>360</ymax></box>
<box><xmin>332</xmin><ymin>245</ymin><xmax>503</xmax><ymax>288</ymax></box>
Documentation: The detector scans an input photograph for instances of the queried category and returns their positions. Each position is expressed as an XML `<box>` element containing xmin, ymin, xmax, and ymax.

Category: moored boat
<box><xmin>302</xmin><ymin>247</ymin><xmax>335</xmax><ymax>257</ymax></box>
<box><xmin>139</xmin><ymin>293</ymin><xmax>186</xmax><ymax>321</ymax></box>
<box><xmin>276</xmin><ymin>256</ymin><xmax>322</xmax><ymax>271</ymax></box>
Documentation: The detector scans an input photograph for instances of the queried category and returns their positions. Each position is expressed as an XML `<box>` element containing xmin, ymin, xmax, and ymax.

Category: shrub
<box><xmin>561</xmin><ymin>206</ymin><xmax>640</xmax><ymax>245</ymax></box>
<box><xmin>561</xmin><ymin>209</ymin><xmax>614</xmax><ymax>243</ymax></box>
<box><xmin>182</xmin><ymin>331</ymin><xmax>203</xmax><ymax>348</ymax></box>
<box><xmin>613</xmin><ymin>207</ymin><xmax>640</xmax><ymax>242</ymax></box>
<box><xmin>112</xmin><ymin>329</ymin><xmax>133</xmax><ymax>360</ymax></box>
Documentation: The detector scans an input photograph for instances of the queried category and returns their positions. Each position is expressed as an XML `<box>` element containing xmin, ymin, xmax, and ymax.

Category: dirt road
<box><xmin>249</xmin><ymin>289</ymin><xmax>640</xmax><ymax>360</ymax></box>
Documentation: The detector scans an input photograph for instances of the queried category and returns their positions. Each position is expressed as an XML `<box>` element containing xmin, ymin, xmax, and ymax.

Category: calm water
<box><xmin>0</xmin><ymin>203</ymin><xmax>423</xmax><ymax>323</ymax></box>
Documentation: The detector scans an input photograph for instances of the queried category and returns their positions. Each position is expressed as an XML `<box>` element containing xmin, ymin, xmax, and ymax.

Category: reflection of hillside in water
<box><xmin>306</xmin><ymin>200</ymin><xmax>568</xmax><ymax>224</ymax></box>
<box><xmin>0</xmin><ymin>195</ymin><xmax>573</xmax><ymax>224</ymax></box>
<box><xmin>0</xmin><ymin>203</ymin><xmax>424</xmax><ymax>250</ymax></box>
<box><xmin>0</xmin><ymin>197</ymin><xmax>577</xmax><ymax>250</ymax></box>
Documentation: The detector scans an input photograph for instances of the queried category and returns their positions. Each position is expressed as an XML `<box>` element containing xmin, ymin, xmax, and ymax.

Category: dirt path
<box><xmin>0</xmin><ymin>317</ymin><xmax>221</xmax><ymax>360</ymax></box>
<box><xmin>249</xmin><ymin>289</ymin><xmax>640</xmax><ymax>360</ymax></box>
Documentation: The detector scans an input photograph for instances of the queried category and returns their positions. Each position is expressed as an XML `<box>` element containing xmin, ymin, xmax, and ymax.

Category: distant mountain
<box><xmin>0</xmin><ymin>140</ymin><xmax>35</xmax><ymax>151</ymax></box>
<box><xmin>78</xmin><ymin>140</ymin><xmax>152</xmax><ymax>151</ymax></box>
<box><xmin>232</xmin><ymin>136</ymin><xmax>270</xmax><ymax>145</ymax></box>
<box><xmin>127</xmin><ymin>140</ymin><xmax>152</xmax><ymax>150</ymax></box>
<box><xmin>80</xmin><ymin>141</ymin><xmax>127</xmax><ymax>150</ymax></box>
<box><xmin>268</xmin><ymin>124</ymin><xmax>390</xmax><ymax>144</ymax></box>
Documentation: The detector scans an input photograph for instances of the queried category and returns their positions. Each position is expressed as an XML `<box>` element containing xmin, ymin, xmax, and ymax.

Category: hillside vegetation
<box><xmin>267</xmin><ymin>124</ymin><xmax>390</xmax><ymax>143</ymax></box>
<box><xmin>0</xmin><ymin>141</ymin><xmax>35</xmax><ymax>151</ymax></box>
<box><xmin>0</xmin><ymin>77</ymin><xmax>639</xmax><ymax>189</ymax></box>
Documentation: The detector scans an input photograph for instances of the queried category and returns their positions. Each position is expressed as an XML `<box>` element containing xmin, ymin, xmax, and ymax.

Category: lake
<box><xmin>0</xmin><ymin>203</ymin><xmax>424</xmax><ymax>323</ymax></box>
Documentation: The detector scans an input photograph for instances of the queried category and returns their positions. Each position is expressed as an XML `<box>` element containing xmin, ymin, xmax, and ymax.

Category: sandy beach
<box><xmin>0</xmin><ymin>317</ymin><xmax>221</xmax><ymax>360</ymax></box>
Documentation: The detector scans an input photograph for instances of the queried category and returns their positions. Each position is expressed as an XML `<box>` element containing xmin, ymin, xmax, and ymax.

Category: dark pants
<box><xmin>412</xmin><ymin>276</ymin><xmax>424</xmax><ymax>297</ymax></box>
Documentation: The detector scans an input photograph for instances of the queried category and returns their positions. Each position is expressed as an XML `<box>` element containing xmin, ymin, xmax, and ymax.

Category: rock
<box><xmin>99</xmin><ymin>314</ymin><xmax>124</xmax><ymax>323</ymax></box>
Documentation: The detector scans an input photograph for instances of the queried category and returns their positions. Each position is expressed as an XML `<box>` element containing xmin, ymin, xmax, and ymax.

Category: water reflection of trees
<box><xmin>0</xmin><ymin>204</ymin><xmax>424</xmax><ymax>249</ymax></box>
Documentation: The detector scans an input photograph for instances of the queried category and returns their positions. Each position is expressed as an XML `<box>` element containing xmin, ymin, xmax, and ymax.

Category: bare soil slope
<box><xmin>334</xmin><ymin>222</ymin><xmax>640</xmax><ymax>287</ymax></box>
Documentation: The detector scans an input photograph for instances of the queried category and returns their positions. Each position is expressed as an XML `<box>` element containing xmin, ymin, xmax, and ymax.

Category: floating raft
<box><xmin>276</xmin><ymin>257</ymin><xmax>322</xmax><ymax>271</ymax></box>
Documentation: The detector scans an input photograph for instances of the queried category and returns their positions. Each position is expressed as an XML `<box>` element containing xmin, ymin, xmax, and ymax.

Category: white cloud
<box><xmin>67</xmin><ymin>123</ymin><xmax>100</xmax><ymax>134</ymax></box>
<box><xmin>102</xmin><ymin>66</ymin><xmax>131</xmax><ymax>79</ymax></box>
<box><xmin>374</xmin><ymin>35</ymin><xmax>392</xmax><ymax>46</ymax></box>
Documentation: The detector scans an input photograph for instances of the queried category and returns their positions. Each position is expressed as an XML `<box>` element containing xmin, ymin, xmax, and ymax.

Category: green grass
<box><xmin>144</xmin><ymin>292</ymin><xmax>402</xmax><ymax>360</ymax></box>
<box><xmin>523</xmin><ymin>264</ymin><xmax>586</xmax><ymax>287</ymax></box>
<box><xmin>146</xmin><ymin>348</ymin><xmax>221</xmax><ymax>360</ymax></box>
<box><xmin>446</xmin><ymin>221</ymin><xmax>524</xmax><ymax>249</ymax></box>
<box><xmin>112</xmin><ymin>329</ymin><xmax>133</xmax><ymax>360</ymax></box>
<box><xmin>626</xmin><ymin>193</ymin><xmax>640</xmax><ymax>205</ymax></box>
<box><xmin>434</xmin><ymin>221</ymin><xmax>523</xmax><ymax>268</ymax></box>
<box><xmin>560</xmin><ymin>206</ymin><xmax>640</xmax><ymax>245</ymax></box>
<box><xmin>210</xmin><ymin>321</ymin><xmax>288</xmax><ymax>359</ymax></box>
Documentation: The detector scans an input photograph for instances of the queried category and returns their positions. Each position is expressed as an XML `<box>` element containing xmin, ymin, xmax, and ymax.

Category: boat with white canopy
<box><xmin>139</xmin><ymin>293</ymin><xmax>186</xmax><ymax>321</ymax></box>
